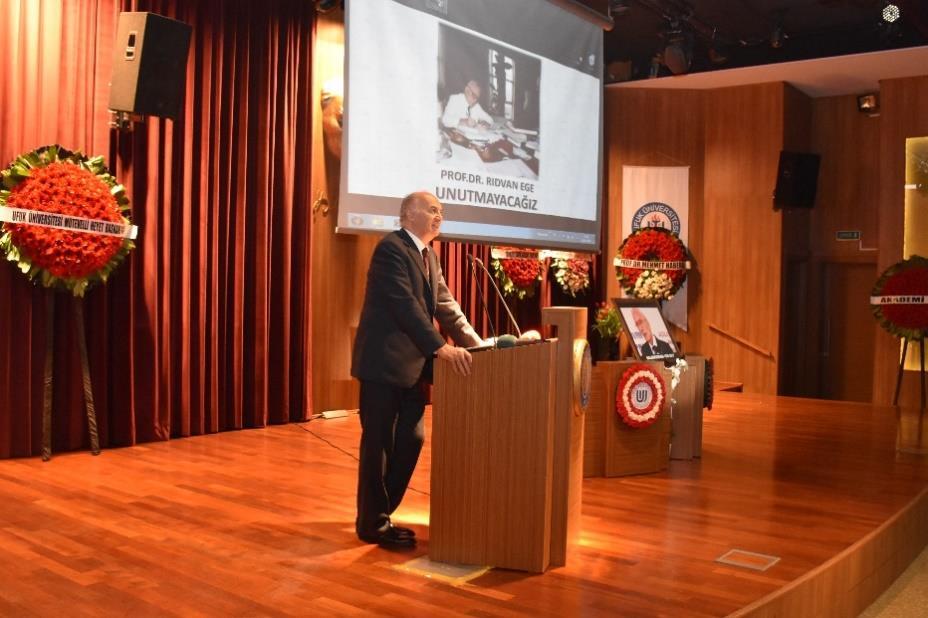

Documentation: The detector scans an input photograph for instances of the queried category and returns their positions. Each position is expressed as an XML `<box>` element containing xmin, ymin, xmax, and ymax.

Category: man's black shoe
<box><xmin>375</xmin><ymin>526</ymin><xmax>416</xmax><ymax>549</ymax></box>
<box><xmin>391</xmin><ymin>524</ymin><xmax>416</xmax><ymax>538</ymax></box>
<box><xmin>357</xmin><ymin>525</ymin><xmax>416</xmax><ymax>549</ymax></box>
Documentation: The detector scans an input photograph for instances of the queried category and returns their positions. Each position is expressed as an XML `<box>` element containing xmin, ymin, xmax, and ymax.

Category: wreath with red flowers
<box><xmin>0</xmin><ymin>145</ymin><xmax>135</xmax><ymax>297</ymax></box>
<box><xmin>870</xmin><ymin>255</ymin><xmax>928</xmax><ymax>340</ymax></box>
<box><xmin>613</xmin><ymin>227</ymin><xmax>690</xmax><ymax>300</ymax></box>
<box><xmin>491</xmin><ymin>247</ymin><xmax>544</xmax><ymax>299</ymax></box>
<box><xmin>615</xmin><ymin>363</ymin><xmax>666</xmax><ymax>428</ymax></box>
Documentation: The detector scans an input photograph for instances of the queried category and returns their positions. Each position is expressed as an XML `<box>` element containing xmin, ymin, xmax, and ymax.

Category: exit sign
<box><xmin>836</xmin><ymin>231</ymin><xmax>861</xmax><ymax>241</ymax></box>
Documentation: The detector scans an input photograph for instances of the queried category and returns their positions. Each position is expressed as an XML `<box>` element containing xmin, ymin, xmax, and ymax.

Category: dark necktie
<box><xmin>422</xmin><ymin>247</ymin><xmax>430</xmax><ymax>281</ymax></box>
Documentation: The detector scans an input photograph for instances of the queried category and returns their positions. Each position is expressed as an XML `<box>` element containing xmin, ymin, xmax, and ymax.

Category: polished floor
<box><xmin>0</xmin><ymin>392</ymin><xmax>926</xmax><ymax>616</ymax></box>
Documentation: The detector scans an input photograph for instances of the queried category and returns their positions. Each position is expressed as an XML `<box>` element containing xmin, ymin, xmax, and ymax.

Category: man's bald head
<box><xmin>631</xmin><ymin>308</ymin><xmax>653</xmax><ymax>341</ymax></box>
<box><xmin>400</xmin><ymin>191</ymin><xmax>444</xmax><ymax>243</ymax></box>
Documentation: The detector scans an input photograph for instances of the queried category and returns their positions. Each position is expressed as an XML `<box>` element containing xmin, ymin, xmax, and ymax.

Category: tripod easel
<box><xmin>41</xmin><ymin>290</ymin><xmax>101</xmax><ymax>461</ymax></box>
<box><xmin>892</xmin><ymin>336</ymin><xmax>927</xmax><ymax>409</ymax></box>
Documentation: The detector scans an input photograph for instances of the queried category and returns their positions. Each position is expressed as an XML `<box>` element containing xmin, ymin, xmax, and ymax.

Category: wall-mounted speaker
<box><xmin>774</xmin><ymin>151</ymin><xmax>820</xmax><ymax>209</ymax></box>
<box><xmin>108</xmin><ymin>12</ymin><xmax>192</xmax><ymax>119</ymax></box>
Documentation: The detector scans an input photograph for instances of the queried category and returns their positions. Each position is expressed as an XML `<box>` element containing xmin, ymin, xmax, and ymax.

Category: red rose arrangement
<box><xmin>0</xmin><ymin>145</ymin><xmax>134</xmax><ymax>296</ymax></box>
<box><xmin>870</xmin><ymin>255</ymin><xmax>928</xmax><ymax>340</ymax></box>
<box><xmin>613</xmin><ymin>227</ymin><xmax>690</xmax><ymax>300</ymax></box>
<box><xmin>491</xmin><ymin>247</ymin><xmax>544</xmax><ymax>299</ymax></box>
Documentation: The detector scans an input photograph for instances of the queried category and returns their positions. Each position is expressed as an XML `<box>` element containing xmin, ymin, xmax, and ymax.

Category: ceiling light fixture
<box><xmin>315</xmin><ymin>0</ymin><xmax>341</xmax><ymax>14</ymax></box>
<box><xmin>882</xmin><ymin>3</ymin><xmax>901</xmax><ymax>24</ymax></box>
<box><xmin>661</xmin><ymin>19</ymin><xmax>692</xmax><ymax>75</ymax></box>
<box><xmin>708</xmin><ymin>28</ymin><xmax>728</xmax><ymax>64</ymax></box>
<box><xmin>609</xmin><ymin>0</ymin><xmax>631</xmax><ymax>18</ymax></box>
<box><xmin>770</xmin><ymin>10</ymin><xmax>787</xmax><ymax>49</ymax></box>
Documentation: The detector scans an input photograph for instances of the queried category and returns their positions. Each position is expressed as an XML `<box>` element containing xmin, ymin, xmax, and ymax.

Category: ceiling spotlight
<box><xmin>770</xmin><ymin>10</ymin><xmax>787</xmax><ymax>49</ymax></box>
<box><xmin>708</xmin><ymin>27</ymin><xmax>729</xmax><ymax>64</ymax></box>
<box><xmin>663</xmin><ymin>41</ymin><xmax>691</xmax><ymax>74</ymax></box>
<box><xmin>660</xmin><ymin>20</ymin><xmax>692</xmax><ymax>75</ymax></box>
<box><xmin>314</xmin><ymin>0</ymin><xmax>341</xmax><ymax>13</ymax></box>
<box><xmin>648</xmin><ymin>55</ymin><xmax>662</xmax><ymax>79</ymax></box>
<box><xmin>609</xmin><ymin>0</ymin><xmax>631</xmax><ymax>18</ymax></box>
<box><xmin>770</xmin><ymin>24</ymin><xmax>785</xmax><ymax>48</ymax></box>
<box><xmin>882</xmin><ymin>3</ymin><xmax>901</xmax><ymax>24</ymax></box>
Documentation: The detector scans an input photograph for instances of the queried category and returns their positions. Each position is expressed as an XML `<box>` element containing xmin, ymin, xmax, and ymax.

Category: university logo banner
<box><xmin>621</xmin><ymin>166</ymin><xmax>689</xmax><ymax>329</ymax></box>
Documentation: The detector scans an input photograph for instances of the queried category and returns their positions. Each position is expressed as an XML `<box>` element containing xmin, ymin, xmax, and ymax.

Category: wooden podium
<box><xmin>430</xmin><ymin>307</ymin><xmax>586</xmax><ymax>573</ymax></box>
<box><xmin>583</xmin><ymin>361</ymin><xmax>671</xmax><ymax>478</ymax></box>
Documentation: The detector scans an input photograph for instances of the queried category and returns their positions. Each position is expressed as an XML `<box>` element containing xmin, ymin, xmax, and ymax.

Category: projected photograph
<box><xmin>436</xmin><ymin>24</ymin><xmax>541</xmax><ymax>180</ymax></box>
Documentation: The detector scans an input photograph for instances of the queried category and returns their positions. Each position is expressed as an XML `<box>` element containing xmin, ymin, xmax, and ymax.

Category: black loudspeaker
<box><xmin>773</xmin><ymin>151</ymin><xmax>820</xmax><ymax>209</ymax></box>
<box><xmin>108</xmin><ymin>12</ymin><xmax>192</xmax><ymax>119</ymax></box>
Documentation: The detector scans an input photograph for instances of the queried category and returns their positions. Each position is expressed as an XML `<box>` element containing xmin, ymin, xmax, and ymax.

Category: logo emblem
<box><xmin>631</xmin><ymin>202</ymin><xmax>681</xmax><ymax>235</ymax></box>
<box><xmin>615</xmin><ymin>364</ymin><xmax>666</xmax><ymax>429</ymax></box>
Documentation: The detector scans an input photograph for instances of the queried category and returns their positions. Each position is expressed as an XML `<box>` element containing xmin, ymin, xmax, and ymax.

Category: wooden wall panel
<box><xmin>873</xmin><ymin>76</ymin><xmax>928</xmax><ymax>406</ymax></box>
<box><xmin>310</xmin><ymin>13</ymin><xmax>377</xmax><ymax>413</ymax></box>
<box><xmin>810</xmin><ymin>95</ymin><xmax>880</xmax><ymax>258</ymax></box>
<box><xmin>779</xmin><ymin>94</ymin><xmax>880</xmax><ymax>401</ymax></box>
<box><xmin>703</xmin><ymin>83</ymin><xmax>785</xmax><ymax>394</ymax></box>
<box><xmin>777</xmin><ymin>86</ymin><xmax>814</xmax><ymax>396</ymax></box>
<box><xmin>602</xmin><ymin>88</ymin><xmax>705</xmax><ymax>355</ymax></box>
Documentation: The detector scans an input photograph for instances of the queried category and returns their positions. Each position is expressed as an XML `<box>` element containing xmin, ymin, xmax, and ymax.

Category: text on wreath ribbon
<box><xmin>1</xmin><ymin>207</ymin><xmax>138</xmax><ymax>239</ymax></box>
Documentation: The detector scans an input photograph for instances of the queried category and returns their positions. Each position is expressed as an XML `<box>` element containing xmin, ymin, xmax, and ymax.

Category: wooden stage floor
<box><xmin>1</xmin><ymin>392</ymin><xmax>926</xmax><ymax>617</ymax></box>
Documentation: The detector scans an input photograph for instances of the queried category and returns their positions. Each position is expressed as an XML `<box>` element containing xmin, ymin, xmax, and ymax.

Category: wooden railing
<box><xmin>708</xmin><ymin>323</ymin><xmax>775</xmax><ymax>359</ymax></box>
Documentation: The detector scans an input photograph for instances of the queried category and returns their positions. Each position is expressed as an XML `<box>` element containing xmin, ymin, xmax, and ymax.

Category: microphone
<box><xmin>467</xmin><ymin>255</ymin><xmax>498</xmax><ymax>344</ymax></box>
<box><xmin>473</xmin><ymin>257</ymin><xmax>523</xmax><ymax>338</ymax></box>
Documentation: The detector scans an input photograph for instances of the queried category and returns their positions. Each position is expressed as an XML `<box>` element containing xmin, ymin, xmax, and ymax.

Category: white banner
<box><xmin>0</xmin><ymin>207</ymin><xmax>138</xmax><ymax>239</ymax></box>
<box><xmin>621</xmin><ymin>166</ymin><xmax>689</xmax><ymax>330</ymax></box>
<box><xmin>870</xmin><ymin>295</ymin><xmax>928</xmax><ymax>305</ymax></box>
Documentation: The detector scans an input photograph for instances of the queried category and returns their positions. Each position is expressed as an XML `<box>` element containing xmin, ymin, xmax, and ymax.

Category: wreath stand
<box><xmin>41</xmin><ymin>289</ymin><xmax>101</xmax><ymax>461</ymax></box>
<box><xmin>892</xmin><ymin>336</ymin><xmax>927</xmax><ymax>409</ymax></box>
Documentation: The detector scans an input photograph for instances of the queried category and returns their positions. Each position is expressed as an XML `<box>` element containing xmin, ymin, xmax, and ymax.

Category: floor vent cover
<box><xmin>715</xmin><ymin>549</ymin><xmax>781</xmax><ymax>572</ymax></box>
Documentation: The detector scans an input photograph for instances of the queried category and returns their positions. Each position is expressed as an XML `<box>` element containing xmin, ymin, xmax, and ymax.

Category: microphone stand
<box><xmin>467</xmin><ymin>255</ymin><xmax>498</xmax><ymax>345</ymax></box>
<box><xmin>474</xmin><ymin>257</ymin><xmax>522</xmax><ymax>338</ymax></box>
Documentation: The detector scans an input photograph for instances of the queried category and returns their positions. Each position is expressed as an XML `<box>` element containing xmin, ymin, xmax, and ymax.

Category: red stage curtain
<box><xmin>0</xmin><ymin>0</ymin><xmax>316</xmax><ymax>458</ymax></box>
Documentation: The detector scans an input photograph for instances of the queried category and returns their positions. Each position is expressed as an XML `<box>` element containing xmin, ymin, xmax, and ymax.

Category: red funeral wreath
<box><xmin>614</xmin><ymin>227</ymin><xmax>690</xmax><ymax>300</ymax></box>
<box><xmin>0</xmin><ymin>145</ymin><xmax>134</xmax><ymax>297</ymax></box>
<box><xmin>491</xmin><ymin>247</ymin><xmax>544</xmax><ymax>299</ymax></box>
<box><xmin>615</xmin><ymin>363</ymin><xmax>666</xmax><ymax>428</ymax></box>
<box><xmin>870</xmin><ymin>255</ymin><xmax>928</xmax><ymax>340</ymax></box>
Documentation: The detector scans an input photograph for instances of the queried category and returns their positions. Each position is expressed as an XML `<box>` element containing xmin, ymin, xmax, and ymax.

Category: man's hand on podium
<box><xmin>436</xmin><ymin>343</ymin><xmax>472</xmax><ymax>376</ymax></box>
<box><xmin>519</xmin><ymin>330</ymin><xmax>541</xmax><ymax>341</ymax></box>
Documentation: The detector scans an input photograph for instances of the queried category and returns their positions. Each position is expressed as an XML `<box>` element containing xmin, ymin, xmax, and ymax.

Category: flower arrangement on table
<box><xmin>613</xmin><ymin>227</ymin><xmax>690</xmax><ymax>300</ymax></box>
<box><xmin>491</xmin><ymin>247</ymin><xmax>544</xmax><ymax>299</ymax></box>
<box><xmin>552</xmin><ymin>257</ymin><xmax>590</xmax><ymax>297</ymax></box>
<box><xmin>870</xmin><ymin>255</ymin><xmax>928</xmax><ymax>340</ymax></box>
<box><xmin>591</xmin><ymin>303</ymin><xmax>623</xmax><ymax>361</ymax></box>
<box><xmin>0</xmin><ymin>145</ymin><xmax>135</xmax><ymax>297</ymax></box>
<box><xmin>592</xmin><ymin>303</ymin><xmax>622</xmax><ymax>340</ymax></box>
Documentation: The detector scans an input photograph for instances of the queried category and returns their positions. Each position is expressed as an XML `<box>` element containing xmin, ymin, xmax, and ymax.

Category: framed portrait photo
<box><xmin>615</xmin><ymin>299</ymin><xmax>679</xmax><ymax>361</ymax></box>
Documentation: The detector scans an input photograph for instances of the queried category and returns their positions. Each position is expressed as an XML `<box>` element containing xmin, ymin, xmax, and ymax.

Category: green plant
<box><xmin>592</xmin><ymin>304</ymin><xmax>622</xmax><ymax>340</ymax></box>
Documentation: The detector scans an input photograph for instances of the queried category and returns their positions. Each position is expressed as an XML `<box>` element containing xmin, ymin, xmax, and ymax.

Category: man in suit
<box><xmin>351</xmin><ymin>191</ymin><xmax>483</xmax><ymax>549</ymax></box>
<box><xmin>631</xmin><ymin>307</ymin><xmax>675</xmax><ymax>358</ymax></box>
